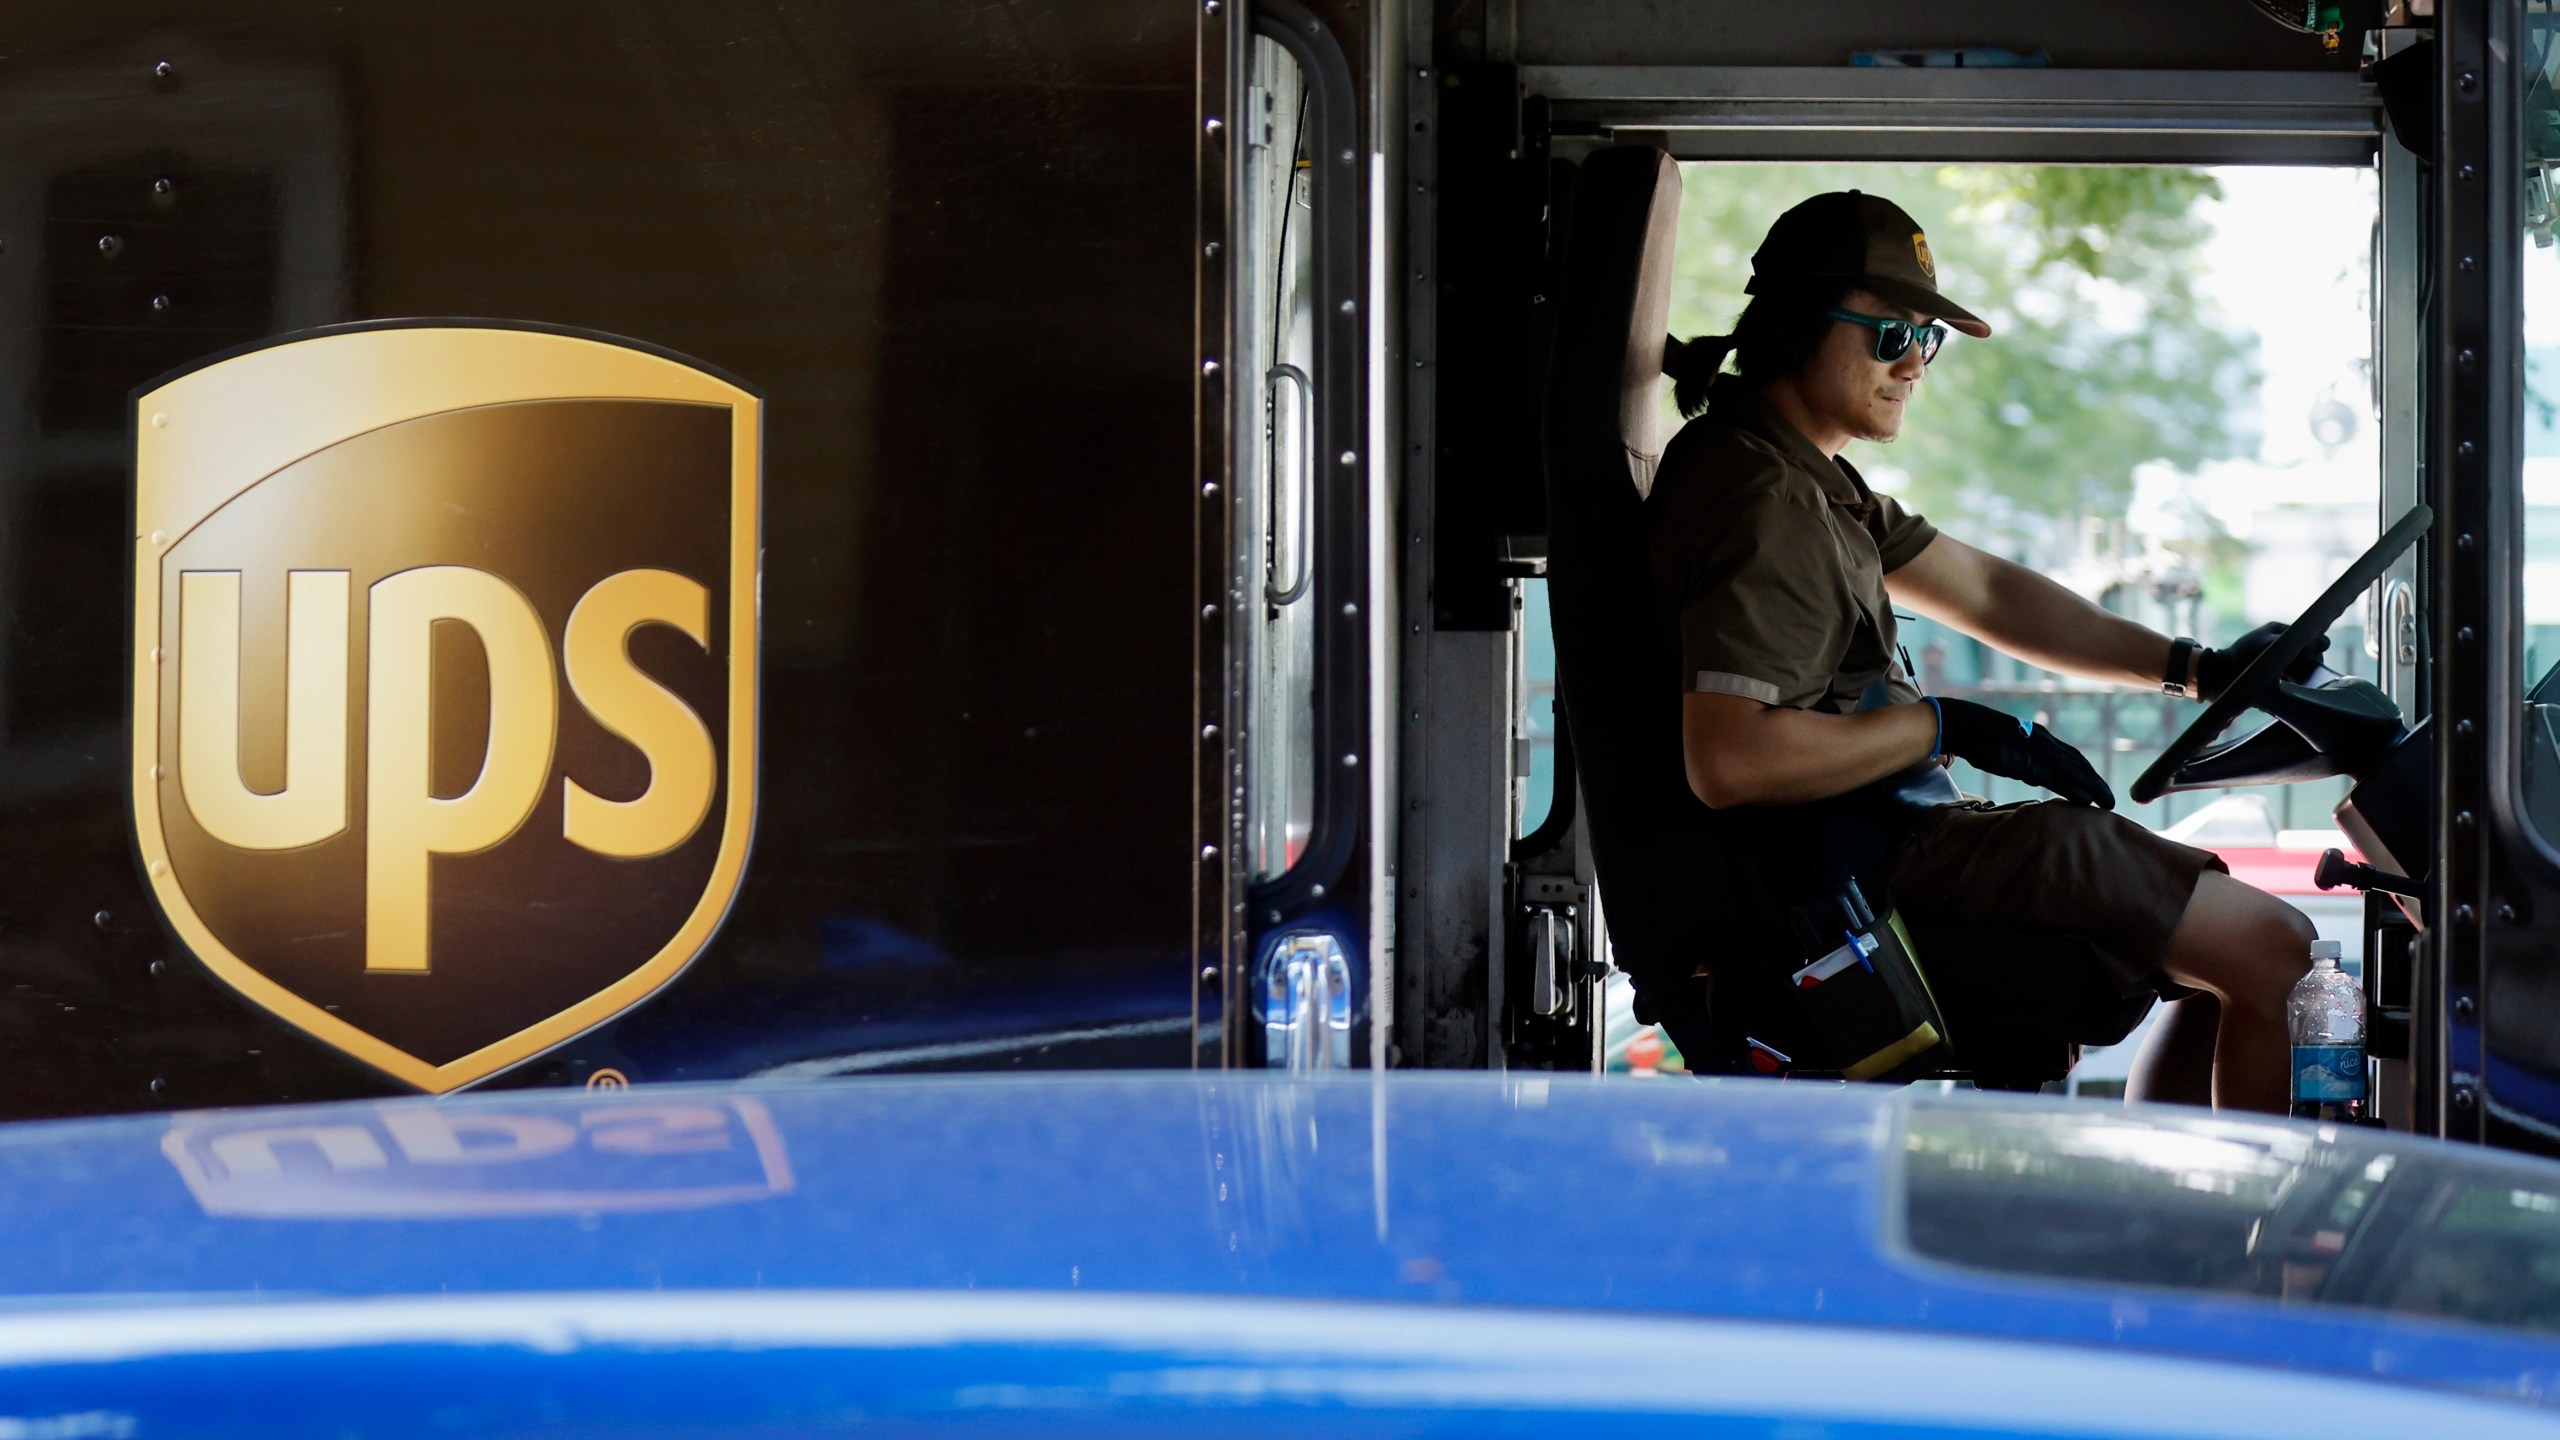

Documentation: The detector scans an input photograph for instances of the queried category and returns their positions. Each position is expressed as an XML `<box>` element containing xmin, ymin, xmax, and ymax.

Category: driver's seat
<box><xmin>1542</xmin><ymin>147</ymin><xmax>2154</xmax><ymax>1086</ymax></box>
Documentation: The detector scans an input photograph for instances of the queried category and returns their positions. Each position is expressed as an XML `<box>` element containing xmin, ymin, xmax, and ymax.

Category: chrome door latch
<box><xmin>1258</xmin><ymin>931</ymin><xmax>1352</xmax><ymax>1070</ymax></box>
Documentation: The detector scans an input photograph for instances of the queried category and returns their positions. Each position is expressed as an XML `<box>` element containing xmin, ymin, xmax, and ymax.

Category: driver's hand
<box><xmin>1929</xmin><ymin>697</ymin><xmax>2116</xmax><ymax>810</ymax></box>
<box><xmin>2195</xmin><ymin>621</ymin><xmax>2329</xmax><ymax>704</ymax></box>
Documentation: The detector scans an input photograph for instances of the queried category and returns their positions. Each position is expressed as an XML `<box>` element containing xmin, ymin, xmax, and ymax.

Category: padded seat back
<box><xmin>1539</xmin><ymin>149</ymin><xmax>1759</xmax><ymax>1063</ymax></box>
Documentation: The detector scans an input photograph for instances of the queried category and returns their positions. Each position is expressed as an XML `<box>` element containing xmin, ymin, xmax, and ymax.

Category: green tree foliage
<box><xmin>1668</xmin><ymin>164</ymin><xmax>2260</xmax><ymax>566</ymax></box>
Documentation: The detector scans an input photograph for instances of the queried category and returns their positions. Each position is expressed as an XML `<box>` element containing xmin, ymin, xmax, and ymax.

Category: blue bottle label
<box><xmin>2293</xmin><ymin>1044</ymin><xmax>2367</xmax><ymax>1102</ymax></box>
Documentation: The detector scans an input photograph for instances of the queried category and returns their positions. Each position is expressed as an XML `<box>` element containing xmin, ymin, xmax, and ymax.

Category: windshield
<box><xmin>2516</xmin><ymin>11</ymin><xmax>2560</xmax><ymax>852</ymax></box>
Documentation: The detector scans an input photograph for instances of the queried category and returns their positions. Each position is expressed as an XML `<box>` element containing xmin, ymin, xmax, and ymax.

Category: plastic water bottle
<box><xmin>2288</xmin><ymin>939</ymin><xmax>2367</xmax><ymax>1122</ymax></box>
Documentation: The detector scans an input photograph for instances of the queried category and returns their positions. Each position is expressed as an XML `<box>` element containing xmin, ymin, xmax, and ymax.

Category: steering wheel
<box><xmin>2129</xmin><ymin>504</ymin><xmax>2433</xmax><ymax>805</ymax></box>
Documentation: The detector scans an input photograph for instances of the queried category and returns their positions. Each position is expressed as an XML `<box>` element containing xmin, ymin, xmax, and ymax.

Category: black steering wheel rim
<box><xmin>2128</xmin><ymin>503</ymin><xmax>2433</xmax><ymax>805</ymax></box>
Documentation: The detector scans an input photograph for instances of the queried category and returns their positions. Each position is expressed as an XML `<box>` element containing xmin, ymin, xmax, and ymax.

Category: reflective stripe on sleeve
<box><xmin>1691</xmin><ymin>671</ymin><xmax>1783</xmax><ymax>704</ymax></box>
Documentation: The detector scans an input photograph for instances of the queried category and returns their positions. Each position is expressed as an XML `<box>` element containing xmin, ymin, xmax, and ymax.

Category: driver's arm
<box><xmin>1885</xmin><ymin>533</ymin><xmax>2181</xmax><ymax>692</ymax></box>
<box><xmin>1683</xmin><ymin>693</ymin><xmax>1938</xmax><ymax>809</ymax></box>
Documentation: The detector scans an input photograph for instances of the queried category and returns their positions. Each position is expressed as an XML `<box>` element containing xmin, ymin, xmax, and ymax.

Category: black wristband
<box><xmin>2162</xmin><ymin>636</ymin><xmax>2198</xmax><ymax>698</ymax></box>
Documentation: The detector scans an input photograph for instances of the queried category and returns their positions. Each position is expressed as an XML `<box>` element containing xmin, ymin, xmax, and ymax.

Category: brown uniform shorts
<box><xmin>1874</xmin><ymin>799</ymin><xmax>2226</xmax><ymax>999</ymax></box>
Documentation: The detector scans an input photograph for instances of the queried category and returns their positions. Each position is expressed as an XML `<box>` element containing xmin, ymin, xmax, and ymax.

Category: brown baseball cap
<box><xmin>1744</xmin><ymin>190</ymin><xmax>1992</xmax><ymax>339</ymax></box>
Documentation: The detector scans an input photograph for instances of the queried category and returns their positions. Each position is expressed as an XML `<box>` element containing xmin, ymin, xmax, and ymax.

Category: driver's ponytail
<box><xmin>1664</xmin><ymin>333</ymin><xmax>1739</xmax><ymax>419</ymax></box>
<box><xmin>1664</xmin><ymin>280</ymin><xmax>1857</xmax><ymax>420</ymax></box>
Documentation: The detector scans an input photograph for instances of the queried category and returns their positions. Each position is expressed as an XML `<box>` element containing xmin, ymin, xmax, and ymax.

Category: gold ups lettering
<box><xmin>132</xmin><ymin>325</ymin><xmax>761</xmax><ymax>1093</ymax></box>
<box><xmin>177</xmin><ymin>565</ymin><xmax>713</xmax><ymax>972</ymax></box>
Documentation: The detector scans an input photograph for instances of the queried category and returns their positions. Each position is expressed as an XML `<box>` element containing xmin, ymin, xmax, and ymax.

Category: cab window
<box><xmin>1240</xmin><ymin>31</ymin><xmax>1321</xmax><ymax>881</ymax></box>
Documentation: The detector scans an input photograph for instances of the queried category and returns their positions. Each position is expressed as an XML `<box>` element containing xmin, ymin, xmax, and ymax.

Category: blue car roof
<box><xmin>3</xmin><ymin>1072</ymin><xmax>2560</xmax><ymax>1411</ymax></box>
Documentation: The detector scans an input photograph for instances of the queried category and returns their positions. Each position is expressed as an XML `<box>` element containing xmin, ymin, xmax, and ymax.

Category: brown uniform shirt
<box><xmin>1647</xmin><ymin>391</ymin><xmax>1938</xmax><ymax>715</ymax></box>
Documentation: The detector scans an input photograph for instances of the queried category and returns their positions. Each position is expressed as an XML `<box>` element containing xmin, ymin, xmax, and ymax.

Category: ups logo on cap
<box><xmin>1912</xmin><ymin>232</ymin><xmax>1935</xmax><ymax>282</ymax></box>
<box><xmin>130</xmin><ymin>323</ymin><xmax>760</xmax><ymax>1093</ymax></box>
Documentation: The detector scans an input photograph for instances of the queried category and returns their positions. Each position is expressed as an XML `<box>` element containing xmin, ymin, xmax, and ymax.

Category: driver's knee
<box><xmin>2157</xmin><ymin>871</ymin><xmax>2314</xmax><ymax>1013</ymax></box>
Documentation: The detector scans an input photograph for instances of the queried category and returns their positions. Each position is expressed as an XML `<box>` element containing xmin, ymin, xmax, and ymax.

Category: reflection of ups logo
<box><xmin>131</xmin><ymin>324</ymin><xmax>760</xmax><ymax>1093</ymax></box>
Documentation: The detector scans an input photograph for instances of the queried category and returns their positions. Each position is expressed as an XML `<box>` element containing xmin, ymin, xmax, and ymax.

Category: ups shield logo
<box><xmin>130</xmin><ymin>323</ymin><xmax>760</xmax><ymax>1093</ymax></box>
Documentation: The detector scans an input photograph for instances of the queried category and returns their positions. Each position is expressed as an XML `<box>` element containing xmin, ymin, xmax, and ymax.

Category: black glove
<box><xmin>2194</xmin><ymin>622</ymin><xmax>2329</xmax><ymax>704</ymax></box>
<box><xmin>1930</xmin><ymin>696</ymin><xmax>2115</xmax><ymax>810</ymax></box>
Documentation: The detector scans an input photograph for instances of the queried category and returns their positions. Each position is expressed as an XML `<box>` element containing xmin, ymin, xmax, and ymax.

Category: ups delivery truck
<box><xmin>3</xmin><ymin>0</ymin><xmax>2560</xmax><ymax>1160</ymax></box>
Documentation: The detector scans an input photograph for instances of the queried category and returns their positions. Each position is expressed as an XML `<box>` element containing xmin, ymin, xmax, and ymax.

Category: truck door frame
<box><xmin>1208</xmin><ymin>0</ymin><xmax>1399</xmax><ymax>1072</ymax></box>
<box><xmin>1398</xmin><ymin>57</ymin><xmax>2399</xmax><ymax>1070</ymax></box>
<box><xmin>2435</xmin><ymin>0</ymin><xmax>2560</xmax><ymax>1154</ymax></box>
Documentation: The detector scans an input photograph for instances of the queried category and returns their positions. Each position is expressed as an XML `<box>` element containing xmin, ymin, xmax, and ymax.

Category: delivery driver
<box><xmin>1652</xmin><ymin>190</ymin><xmax>2316</xmax><ymax>1113</ymax></box>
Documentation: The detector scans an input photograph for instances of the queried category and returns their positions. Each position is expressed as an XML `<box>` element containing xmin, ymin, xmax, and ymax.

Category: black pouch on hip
<box><xmin>1782</xmin><ymin>879</ymin><xmax>1953</xmax><ymax>1081</ymax></box>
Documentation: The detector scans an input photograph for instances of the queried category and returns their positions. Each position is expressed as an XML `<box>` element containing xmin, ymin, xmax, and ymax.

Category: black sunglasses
<box><xmin>1827</xmin><ymin>308</ymin><xmax>1948</xmax><ymax>365</ymax></box>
